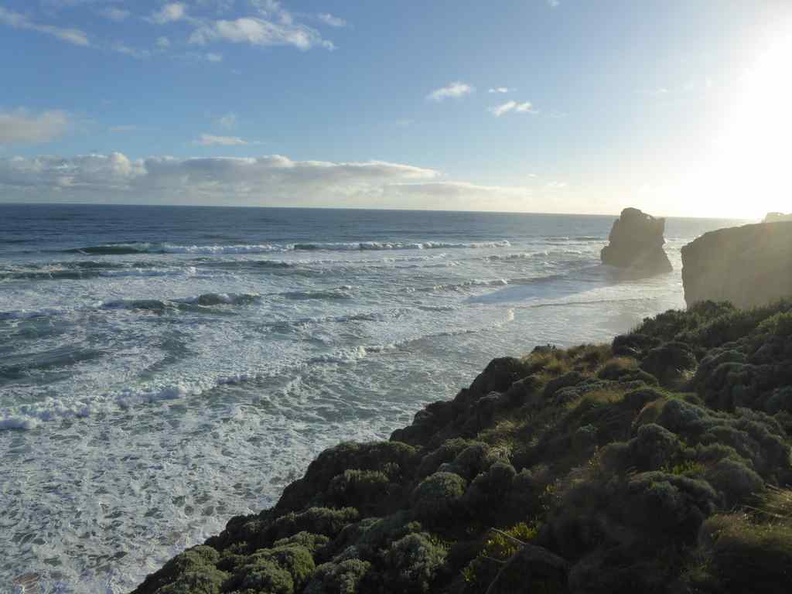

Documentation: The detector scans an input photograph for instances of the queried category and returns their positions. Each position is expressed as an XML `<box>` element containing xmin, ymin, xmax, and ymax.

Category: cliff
<box><xmin>601</xmin><ymin>208</ymin><xmax>673</xmax><ymax>275</ymax></box>
<box><xmin>682</xmin><ymin>221</ymin><xmax>792</xmax><ymax>308</ymax></box>
<box><xmin>764</xmin><ymin>213</ymin><xmax>792</xmax><ymax>223</ymax></box>
<box><xmin>133</xmin><ymin>301</ymin><xmax>792</xmax><ymax>594</ymax></box>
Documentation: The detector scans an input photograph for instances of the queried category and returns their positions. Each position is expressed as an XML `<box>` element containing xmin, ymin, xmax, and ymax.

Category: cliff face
<box><xmin>133</xmin><ymin>301</ymin><xmax>792</xmax><ymax>594</ymax></box>
<box><xmin>682</xmin><ymin>221</ymin><xmax>792</xmax><ymax>308</ymax></box>
<box><xmin>601</xmin><ymin>208</ymin><xmax>673</xmax><ymax>275</ymax></box>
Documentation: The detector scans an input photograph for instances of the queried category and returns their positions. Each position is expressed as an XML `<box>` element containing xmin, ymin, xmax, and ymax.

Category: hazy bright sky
<box><xmin>1</xmin><ymin>0</ymin><xmax>790</xmax><ymax>217</ymax></box>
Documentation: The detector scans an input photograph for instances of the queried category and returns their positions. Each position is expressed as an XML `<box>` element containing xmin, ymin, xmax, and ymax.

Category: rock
<box><xmin>681</xmin><ymin>221</ymin><xmax>792</xmax><ymax>308</ymax></box>
<box><xmin>601</xmin><ymin>208</ymin><xmax>673</xmax><ymax>275</ymax></box>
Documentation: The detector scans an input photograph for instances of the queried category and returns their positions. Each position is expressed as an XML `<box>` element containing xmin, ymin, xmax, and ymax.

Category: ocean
<box><xmin>0</xmin><ymin>204</ymin><xmax>739</xmax><ymax>593</ymax></box>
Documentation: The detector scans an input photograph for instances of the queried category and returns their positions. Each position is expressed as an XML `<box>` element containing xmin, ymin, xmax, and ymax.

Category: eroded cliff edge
<box><xmin>682</xmin><ymin>221</ymin><xmax>792</xmax><ymax>308</ymax></box>
<box><xmin>133</xmin><ymin>300</ymin><xmax>792</xmax><ymax>594</ymax></box>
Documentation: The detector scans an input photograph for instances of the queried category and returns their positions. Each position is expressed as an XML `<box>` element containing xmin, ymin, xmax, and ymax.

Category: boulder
<box><xmin>681</xmin><ymin>221</ymin><xmax>792</xmax><ymax>308</ymax></box>
<box><xmin>601</xmin><ymin>208</ymin><xmax>673</xmax><ymax>275</ymax></box>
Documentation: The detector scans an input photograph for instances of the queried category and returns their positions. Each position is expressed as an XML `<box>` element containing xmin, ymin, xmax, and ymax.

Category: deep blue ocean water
<box><xmin>0</xmin><ymin>204</ymin><xmax>742</xmax><ymax>592</ymax></box>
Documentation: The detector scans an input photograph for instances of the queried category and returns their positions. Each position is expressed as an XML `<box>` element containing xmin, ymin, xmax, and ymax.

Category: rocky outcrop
<box><xmin>682</xmin><ymin>221</ymin><xmax>792</xmax><ymax>308</ymax></box>
<box><xmin>601</xmin><ymin>208</ymin><xmax>673</xmax><ymax>275</ymax></box>
<box><xmin>764</xmin><ymin>212</ymin><xmax>792</xmax><ymax>223</ymax></box>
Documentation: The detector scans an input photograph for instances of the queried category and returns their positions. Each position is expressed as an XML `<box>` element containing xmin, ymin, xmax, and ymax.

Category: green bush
<box><xmin>382</xmin><ymin>533</ymin><xmax>447</xmax><ymax>593</ymax></box>
<box><xmin>273</xmin><ymin>531</ymin><xmax>330</xmax><ymax>553</ymax></box>
<box><xmin>326</xmin><ymin>469</ymin><xmax>394</xmax><ymax>515</ymax></box>
<box><xmin>411</xmin><ymin>472</ymin><xmax>467</xmax><ymax>528</ymax></box>
<box><xmin>271</xmin><ymin>507</ymin><xmax>360</xmax><ymax>541</ymax></box>
<box><xmin>304</xmin><ymin>559</ymin><xmax>371</xmax><ymax>594</ymax></box>
<box><xmin>695</xmin><ymin>513</ymin><xmax>792</xmax><ymax>593</ymax></box>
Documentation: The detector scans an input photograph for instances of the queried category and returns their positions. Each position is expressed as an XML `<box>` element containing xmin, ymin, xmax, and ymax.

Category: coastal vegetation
<box><xmin>134</xmin><ymin>299</ymin><xmax>792</xmax><ymax>593</ymax></box>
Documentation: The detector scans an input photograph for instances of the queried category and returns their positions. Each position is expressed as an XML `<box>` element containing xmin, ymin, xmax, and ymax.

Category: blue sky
<box><xmin>1</xmin><ymin>0</ymin><xmax>790</xmax><ymax>217</ymax></box>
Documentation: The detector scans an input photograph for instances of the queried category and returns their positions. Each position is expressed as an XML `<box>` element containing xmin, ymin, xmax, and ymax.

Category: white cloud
<box><xmin>205</xmin><ymin>52</ymin><xmax>224</xmax><ymax>62</ymax></box>
<box><xmin>194</xmin><ymin>133</ymin><xmax>250</xmax><ymax>146</ymax></box>
<box><xmin>488</xmin><ymin>87</ymin><xmax>510</xmax><ymax>94</ymax></box>
<box><xmin>111</xmin><ymin>43</ymin><xmax>152</xmax><ymax>58</ymax></box>
<box><xmin>189</xmin><ymin>17</ymin><xmax>333</xmax><ymax>50</ymax></box>
<box><xmin>0</xmin><ymin>109</ymin><xmax>71</xmax><ymax>145</ymax></box>
<box><xmin>0</xmin><ymin>7</ymin><xmax>90</xmax><ymax>46</ymax></box>
<box><xmin>150</xmin><ymin>3</ymin><xmax>187</xmax><ymax>25</ymax></box>
<box><xmin>98</xmin><ymin>7</ymin><xmax>131</xmax><ymax>22</ymax></box>
<box><xmin>109</xmin><ymin>125</ymin><xmax>138</xmax><ymax>133</ymax></box>
<box><xmin>156</xmin><ymin>36</ymin><xmax>171</xmax><ymax>48</ymax></box>
<box><xmin>317</xmin><ymin>13</ymin><xmax>346</xmax><ymax>27</ymax></box>
<box><xmin>427</xmin><ymin>82</ymin><xmax>475</xmax><ymax>102</ymax></box>
<box><xmin>548</xmin><ymin>0</ymin><xmax>561</xmax><ymax>7</ymax></box>
<box><xmin>0</xmin><ymin>153</ymin><xmax>441</xmax><ymax>206</ymax></box>
<box><xmin>488</xmin><ymin>100</ymin><xmax>537</xmax><ymax>116</ymax></box>
<box><xmin>216</xmin><ymin>112</ymin><xmax>237</xmax><ymax>129</ymax></box>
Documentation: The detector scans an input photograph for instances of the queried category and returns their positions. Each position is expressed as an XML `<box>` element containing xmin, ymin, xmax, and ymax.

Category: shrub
<box><xmin>625</xmin><ymin>424</ymin><xmax>684</xmax><ymax>472</ymax></box>
<box><xmin>620</xmin><ymin>472</ymin><xmax>718</xmax><ymax>545</ymax></box>
<box><xmin>597</xmin><ymin>357</ymin><xmax>638</xmax><ymax>381</ymax></box>
<box><xmin>697</xmin><ymin>513</ymin><xmax>792</xmax><ymax>594</ymax></box>
<box><xmin>461</xmin><ymin>461</ymin><xmax>517</xmax><ymax>521</ymax></box>
<box><xmin>234</xmin><ymin>556</ymin><xmax>294</xmax><ymax>594</ymax></box>
<box><xmin>326</xmin><ymin>470</ymin><xmax>394</xmax><ymax>515</ymax></box>
<box><xmin>446</xmin><ymin>443</ymin><xmax>501</xmax><ymax>481</ymax></box>
<box><xmin>704</xmin><ymin>458</ymin><xmax>765</xmax><ymax>507</ymax></box>
<box><xmin>304</xmin><ymin>559</ymin><xmax>371</xmax><ymax>594</ymax></box>
<box><xmin>136</xmin><ymin>546</ymin><xmax>224</xmax><ymax>594</ymax></box>
<box><xmin>353</xmin><ymin>512</ymin><xmax>421</xmax><ymax>558</ymax></box>
<box><xmin>258</xmin><ymin>545</ymin><xmax>316</xmax><ymax>585</ymax></box>
<box><xmin>271</xmin><ymin>507</ymin><xmax>360</xmax><ymax>541</ymax></box>
<box><xmin>277</xmin><ymin>442</ymin><xmax>418</xmax><ymax>512</ymax></box>
<box><xmin>639</xmin><ymin>341</ymin><xmax>698</xmax><ymax>387</ymax></box>
<box><xmin>153</xmin><ymin>568</ymin><xmax>228</xmax><ymax>594</ymax></box>
<box><xmin>416</xmin><ymin>438</ymin><xmax>474</xmax><ymax>479</ymax></box>
<box><xmin>757</xmin><ymin>312</ymin><xmax>792</xmax><ymax>336</ymax></box>
<box><xmin>411</xmin><ymin>472</ymin><xmax>467</xmax><ymax>527</ymax></box>
<box><xmin>382</xmin><ymin>533</ymin><xmax>447</xmax><ymax>593</ymax></box>
<box><xmin>461</xmin><ymin>523</ymin><xmax>537</xmax><ymax>588</ymax></box>
<box><xmin>273</xmin><ymin>531</ymin><xmax>331</xmax><ymax>553</ymax></box>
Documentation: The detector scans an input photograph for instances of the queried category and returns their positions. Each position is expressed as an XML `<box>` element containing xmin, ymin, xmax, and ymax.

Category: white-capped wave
<box><xmin>68</xmin><ymin>239</ymin><xmax>512</xmax><ymax>255</ymax></box>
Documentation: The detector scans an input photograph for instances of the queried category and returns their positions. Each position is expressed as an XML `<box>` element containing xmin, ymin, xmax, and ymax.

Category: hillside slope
<box><xmin>133</xmin><ymin>300</ymin><xmax>792</xmax><ymax>594</ymax></box>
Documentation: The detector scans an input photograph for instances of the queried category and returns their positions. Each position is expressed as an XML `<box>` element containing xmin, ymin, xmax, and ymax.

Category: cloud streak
<box><xmin>0</xmin><ymin>153</ymin><xmax>545</xmax><ymax>211</ymax></box>
<box><xmin>189</xmin><ymin>17</ymin><xmax>334</xmax><ymax>50</ymax></box>
<box><xmin>194</xmin><ymin>134</ymin><xmax>251</xmax><ymax>146</ymax></box>
<box><xmin>488</xmin><ymin>100</ymin><xmax>537</xmax><ymax>116</ymax></box>
<box><xmin>0</xmin><ymin>7</ymin><xmax>89</xmax><ymax>46</ymax></box>
<box><xmin>427</xmin><ymin>82</ymin><xmax>475</xmax><ymax>102</ymax></box>
<box><xmin>150</xmin><ymin>3</ymin><xmax>187</xmax><ymax>25</ymax></box>
<box><xmin>0</xmin><ymin>109</ymin><xmax>71</xmax><ymax>145</ymax></box>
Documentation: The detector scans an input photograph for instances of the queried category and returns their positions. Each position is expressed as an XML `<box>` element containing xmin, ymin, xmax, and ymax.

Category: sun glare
<box><xmin>704</xmin><ymin>25</ymin><xmax>792</xmax><ymax>218</ymax></box>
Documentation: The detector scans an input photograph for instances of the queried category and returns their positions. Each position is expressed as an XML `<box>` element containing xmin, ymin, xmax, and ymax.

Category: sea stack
<box><xmin>681</xmin><ymin>220</ymin><xmax>792</xmax><ymax>308</ymax></box>
<box><xmin>601</xmin><ymin>207</ymin><xmax>673</xmax><ymax>275</ymax></box>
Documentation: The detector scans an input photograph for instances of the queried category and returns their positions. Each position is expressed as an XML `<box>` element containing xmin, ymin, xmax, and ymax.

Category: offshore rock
<box><xmin>682</xmin><ymin>221</ymin><xmax>792</xmax><ymax>308</ymax></box>
<box><xmin>601</xmin><ymin>208</ymin><xmax>673</xmax><ymax>275</ymax></box>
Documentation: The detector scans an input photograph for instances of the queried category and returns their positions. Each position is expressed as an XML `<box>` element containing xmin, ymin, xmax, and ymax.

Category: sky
<box><xmin>0</xmin><ymin>0</ymin><xmax>790</xmax><ymax>218</ymax></box>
